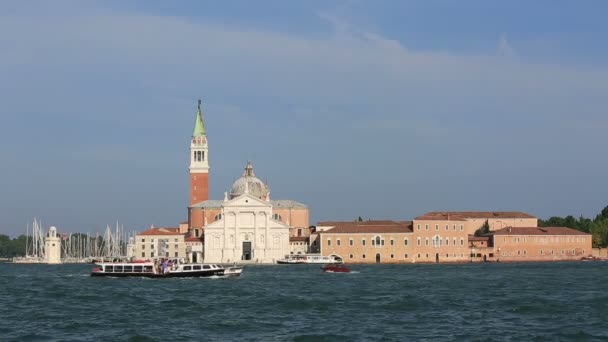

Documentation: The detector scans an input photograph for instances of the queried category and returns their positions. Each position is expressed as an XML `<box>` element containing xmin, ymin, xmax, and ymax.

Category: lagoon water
<box><xmin>1</xmin><ymin>262</ymin><xmax>607</xmax><ymax>341</ymax></box>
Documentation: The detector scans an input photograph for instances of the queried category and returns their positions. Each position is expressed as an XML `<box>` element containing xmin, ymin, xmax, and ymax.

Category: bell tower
<box><xmin>189</xmin><ymin>99</ymin><xmax>209</xmax><ymax>205</ymax></box>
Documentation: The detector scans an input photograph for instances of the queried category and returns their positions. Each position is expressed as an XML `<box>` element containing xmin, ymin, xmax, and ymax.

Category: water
<box><xmin>1</xmin><ymin>262</ymin><xmax>607</xmax><ymax>341</ymax></box>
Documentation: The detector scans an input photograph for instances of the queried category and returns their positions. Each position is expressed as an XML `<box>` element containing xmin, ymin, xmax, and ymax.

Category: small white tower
<box><xmin>44</xmin><ymin>226</ymin><xmax>62</xmax><ymax>264</ymax></box>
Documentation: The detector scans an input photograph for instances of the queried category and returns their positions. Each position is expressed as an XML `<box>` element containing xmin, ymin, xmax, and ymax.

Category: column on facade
<box><xmin>253</xmin><ymin>211</ymin><xmax>258</xmax><ymax>261</ymax></box>
<box><xmin>265</xmin><ymin>211</ymin><xmax>270</xmax><ymax>260</ymax></box>
<box><xmin>223</xmin><ymin>210</ymin><xmax>228</xmax><ymax>262</ymax></box>
<box><xmin>235</xmin><ymin>210</ymin><xmax>239</xmax><ymax>262</ymax></box>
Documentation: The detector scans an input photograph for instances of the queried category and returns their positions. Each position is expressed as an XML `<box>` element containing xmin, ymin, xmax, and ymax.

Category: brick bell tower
<box><xmin>189</xmin><ymin>99</ymin><xmax>209</xmax><ymax>205</ymax></box>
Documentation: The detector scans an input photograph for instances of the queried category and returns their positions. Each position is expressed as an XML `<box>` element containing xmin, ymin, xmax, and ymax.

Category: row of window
<box><xmin>140</xmin><ymin>244</ymin><xmax>179</xmax><ymax>250</ymax></box>
<box><xmin>141</xmin><ymin>252</ymin><xmax>179</xmax><ymax>258</ymax></box>
<box><xmin>141</xmin><ymin>238</ymin><xmax>180</xmax><ymax>243</ymax></box>
<box><xmin>326</xmin><ymin>236</ymin><xmax>467</xmax><ymax>248</ymax></box>
<box><xmin>327</xmin><ymin>237</ymin><xmax>409</xmax><ymax>247</ymax></box>
<box><xmin>500</xmin><ymin>249</ymin><xmax>584</xmax><ymax>256</ymax></box>
<box><xmin>417</xmin><ymin>224</ymin><xmax>464</xmax><ymax>232</ymax></box>
<box><xmin>504</xmin><ymin>237</ymin><xmax>588</xmax><ymax>244</ymax></box>
<box><xmin>206</xmin><ymin>213</ymin><xmax>282</xmax><ymax>223</ymax></box>
<box><xmin>346</xmin><ymin>253</ymin><xmax>467</xmax><ymax>259</ymax></box>
<box><xmin>417</xmin><ymin>237</ymin><xmax>465</xmax><ymax>247</ymax></box>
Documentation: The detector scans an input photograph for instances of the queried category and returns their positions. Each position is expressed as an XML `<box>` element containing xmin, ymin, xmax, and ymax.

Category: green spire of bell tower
<box><xmin>193</xmin><ymin>99</ymin><xmax>206</xmax><ymax>137</ymax></box>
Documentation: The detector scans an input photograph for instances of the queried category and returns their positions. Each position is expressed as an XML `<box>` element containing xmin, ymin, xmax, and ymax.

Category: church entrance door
<box><xmin>375</xmin><ymin>253</ymin><xmax>381</xmax><ymax>263</ymax></box>
<box><xmin>242</xmin><ymin>242</ymin><xmax>252</xmax><ymax>261</ymax></box>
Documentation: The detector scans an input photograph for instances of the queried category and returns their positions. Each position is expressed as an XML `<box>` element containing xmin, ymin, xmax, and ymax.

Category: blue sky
<box><xmin>1</xmin><ymin>1</ymin><xmax>607</xmax><ymax>236</ymax></box>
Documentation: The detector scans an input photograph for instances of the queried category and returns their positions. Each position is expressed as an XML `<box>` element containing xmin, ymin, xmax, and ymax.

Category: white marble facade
<box><xmin>203</xmin><ymin>193</ymin><xmax>290</xmax><ymax>263</ymax></box>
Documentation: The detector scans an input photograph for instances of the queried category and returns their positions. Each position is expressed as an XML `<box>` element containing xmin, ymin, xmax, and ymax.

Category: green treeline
<box><xmin>0</xmin><ymin>235</ymin><xmax>27</xmax><ymax>258</ymax></box>
<box><xmin>539</xmin><ymin>206</ymin><xmax>608</xmax><ymax>248</ymax></box>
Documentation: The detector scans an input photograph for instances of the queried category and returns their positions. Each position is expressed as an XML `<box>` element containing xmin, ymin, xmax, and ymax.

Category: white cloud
<box><xmin>1</xmin><ymin>3</ymin><xmax>607</xmax><ymax>233</ymax></box>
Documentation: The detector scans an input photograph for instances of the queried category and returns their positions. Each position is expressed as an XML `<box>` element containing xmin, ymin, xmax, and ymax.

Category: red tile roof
<box><xmin>492</xmin><ymin>226</ymin><xmax>590</xmax><ymax>236</ymax></box>
<box><xmin>318</xmin><ymin>221</ymin><xmax>413</xmax><ymax>234</ymax></box>
<box><xmin>317</xmin><ymin>220</ymin><xmax>403</xmax><ymax>226</ymax></box>
<box><xmin>138</xmin><ymin>227</ymin><xmax>182</xmax><ymax>236</ymax></box>
<box><xmin>419</xmin><ymin>211</ymin><xmax>536</xmax><ymax>219</ymax></box>
<box><xmin>414</xmin><ymin>213</ymin><xmax>467</xmax><ymax>221</ymax></box>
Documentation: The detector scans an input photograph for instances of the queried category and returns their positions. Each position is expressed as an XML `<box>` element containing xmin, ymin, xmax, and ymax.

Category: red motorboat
<box><xmin>322</xmin><ymin>264</ymin><xmax>351</xmax><ymax>273</ymax></box>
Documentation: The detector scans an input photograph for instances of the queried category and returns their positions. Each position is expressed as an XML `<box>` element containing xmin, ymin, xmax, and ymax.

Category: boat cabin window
<box><xmin>134</xmin><ymin>266</ymin><xmax>143</xmax><ymax>272</ymax></box>
<box><xmin>105</xmin><ymin>266</ymin><xmax>114</xmax><ymax>272</ymax></box>
<box><xmin>144</xmin><ymin>265</ymin><xmax>153</xmax><ymax>273</ymax></box>
<box><xmin>184</xmin><ymin>266</ymin><xmax>192</xmax><ymax>271</ymax></box>
<box><xmin>203</xmin><ymin>265</ymin><xmax>210</xmax><ymax>269</ymax></box>
<box><xmin>124</xmin><ymin>266</ymin><xmax>133</xmax><ymax>272</ymax></box>
<box><xmin>193</xmin><ymin>265</ymin><xmax>201</xmax><ymax>270</ymax></box>
<box><xmin>114</xmin><ymin>266</ymin><xmax>123</xmax><ymax>272</ymax></box>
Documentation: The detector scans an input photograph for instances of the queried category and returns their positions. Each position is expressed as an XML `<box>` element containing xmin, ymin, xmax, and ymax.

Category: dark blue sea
<box><xmin>1</xmin><ymin>262</ymin><xmax>607</xmax><ymax>341</ymax></box>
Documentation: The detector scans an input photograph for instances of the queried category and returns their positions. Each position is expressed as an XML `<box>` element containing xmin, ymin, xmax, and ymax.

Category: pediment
<box><xmin>223</xmin><ymin>193</ymin><xmax>271</xmax><ymax>209</ymax></box>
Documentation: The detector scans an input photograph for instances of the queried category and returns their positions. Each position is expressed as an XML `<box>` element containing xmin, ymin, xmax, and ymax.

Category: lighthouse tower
<box><xmin>44</xmin><ymin>226</ymin><xmax>62</xmax><ymax>264</ymax></box>
<box><xmin>189</xmin><ymin>99</ymin><xmax>210</xmax><ymax>205</ymax></box>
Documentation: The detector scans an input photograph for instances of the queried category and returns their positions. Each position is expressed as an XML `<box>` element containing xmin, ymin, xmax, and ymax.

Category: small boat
<box><xmin>91</xmin><ymin>259</ymin><xmax>243</xmax><ymax>278</ymax></box>
<box><xmin>581</xmin><ymin>256</ymin><xmax>601</xmax><ymax>262</ymax></box>
<box><xmin>277</xmin><ymin>253</ymin><xmax>343</xmax><ymax>264</ymax></box>
<box><xmin>223</xmin><ymin>266</ymin><xmax>244</xmax><ymax>277</ymax></box>
<box><xmin>322</xmin><ymin>264</ymin><xmax>351</xmax><ymax>273</ymax></box>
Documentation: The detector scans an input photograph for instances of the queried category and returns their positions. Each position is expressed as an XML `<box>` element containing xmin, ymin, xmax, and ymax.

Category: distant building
<box><xmin>490</xmin><ymin>226</ymin><xmax>591</xmax><ymax>262</ymax></box>
<box><xmin>134</xmin><ymin>101</ymin><xmax>309</xmax><ymax>263</ymax></box>
<box><xmin>315</xmin><ymin>213</ymin><xmax>592</xmax><ymax>264</ymax></box>
<box><xmin>135</xmin><ymin>227</ymin><xmax>186</xmax><ymax>260</ymax></box>
<box><xmin>184</xmin><ymin>102</ymin><xmax>309</xmax><ymax>263</ymax></box>
<box><xmin>134</xmin><ymin>101</ymin><xmax>591</xmax><ymax>265</ymax></box>
<box><xmin>316</xmin><ymin>221</ymin><xmax>414</xmax><ymax>263</ymax></box>
<box><xmin>414</xmin><ymin>211</ymin><xmax>538</xmax><ymax>235</ymax></box>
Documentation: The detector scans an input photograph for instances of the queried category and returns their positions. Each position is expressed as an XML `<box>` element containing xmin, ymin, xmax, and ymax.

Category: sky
<box><xmin>1</xmin><ymin>0</ymin><xmax>607</xmax><ymax>237</ymax></box>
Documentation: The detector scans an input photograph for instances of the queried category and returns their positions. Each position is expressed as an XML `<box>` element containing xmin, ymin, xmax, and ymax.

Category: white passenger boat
<box><xmin>277</xmin><ymin>253</ymin><xmax>343</xmax><ymax>264</ymax></box>
<box><xmin>91</xmin><ymin>259</ymin><xmax>243</xmax><ymax>278</ymax></box>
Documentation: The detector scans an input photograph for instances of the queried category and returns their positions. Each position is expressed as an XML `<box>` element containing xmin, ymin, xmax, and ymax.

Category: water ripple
<box><xmin>1</xmin><ymin>262</ymin><xmax>608</xmax><ymax>341</ymax></box>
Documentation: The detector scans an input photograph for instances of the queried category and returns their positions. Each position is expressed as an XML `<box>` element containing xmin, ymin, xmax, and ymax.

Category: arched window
<box><xmin>433</xmin><ymin>236</ymin><xmax>441</xmax><ymax>247</ymax></box>
<box><xmin>375</xmin><ymin>236</ymin><xmax>381</xmax><ymax>246</ymax></box>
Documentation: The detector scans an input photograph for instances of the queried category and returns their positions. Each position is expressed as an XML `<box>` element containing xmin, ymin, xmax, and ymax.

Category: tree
<box><xmin>589</xmin><ymin>220</ymin><xmax>608</xmax><ymax>248</ymax></box>
<box><xmin>538</xmin><ymin>205</ymin><xmax>608</xmax><ymax>248</ymax></box>
<box><xmin>474</xmin><ymin>220</ymin><xmax>490</xmax><ymax>237</ymax></box>
<box><xmin>596</xmin><ymin>206</ymin><xmax>608</xmax><ymax>222</ymax></box>
<box><xmin>357</xmin><ymin>216</ymin><xmax>363</xmax><ymax>222</ymax></box>
<box><xmin>0</xmin><ymin>235</ymin><xmax>27</xmax><ymax>257</ymax></box>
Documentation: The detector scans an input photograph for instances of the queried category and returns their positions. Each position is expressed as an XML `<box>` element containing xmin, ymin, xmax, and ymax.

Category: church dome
<box><xmin>230</xmin><ymin>162</ymin><xmax>270</xmax><ymax>200</ymax></box>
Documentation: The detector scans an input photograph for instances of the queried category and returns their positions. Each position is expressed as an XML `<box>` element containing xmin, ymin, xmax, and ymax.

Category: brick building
<box><xmin>315</xmin><ymin>213</ymin><xmax>592</xmax><ymax>264</ymax></box>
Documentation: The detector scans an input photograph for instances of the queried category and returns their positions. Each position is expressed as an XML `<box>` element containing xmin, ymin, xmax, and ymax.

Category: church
<box><xmin>186</xmin><ymin>101</ymin><xmax>309</xmax><ymax>263</ymax></box>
